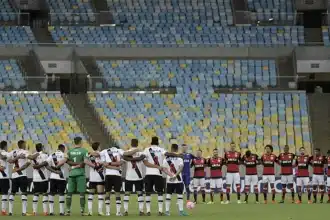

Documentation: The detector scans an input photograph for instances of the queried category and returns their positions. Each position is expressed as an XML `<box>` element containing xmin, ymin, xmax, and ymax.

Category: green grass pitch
<box><xmin>2</xmin><ymin>195</ymin><xmax>329</xmax><ymax>220</ymax></box>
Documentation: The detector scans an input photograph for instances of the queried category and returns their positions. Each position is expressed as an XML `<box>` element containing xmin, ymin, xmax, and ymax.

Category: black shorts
<box><xmin>125</xmin><ymin>180</ymin><xmax>143</xmax><ymax>192</ymax></box>
<box><xmin>166</xmin><ymin>183</ymin><xmax>184</xmax><ymax>194</ymax></box>
<box><xmin>0</xmin><ymin>179</ymin><xmax>10</xmax><ymax>194</ymax></box>
<box><xmin>49</xmin><ymin>179</ymin><xmax>67</xmax><ymax>194</ymax></box>
<box><xmin>105</xmin><ymin>175</ymin><xmax>122</xmax><ymax>192</ymax></box>
<box><xmin>89</xmin><ymin>181</ymin><xmax>105</xmax><ymax>190</ymax></box>
<box><xmin>144</xmin><ymin>175</ymin><xmax>164</xmax><ymax>193</ymax></box>
<box><xmin>11</xmin><ymin>176</ymin><xmax>28</xmax><ymax>194</ymax></box>
<box><xmin>33</xmin><ymin>181</ymin><xmax>49</xmax><ymax>194</ymax></box>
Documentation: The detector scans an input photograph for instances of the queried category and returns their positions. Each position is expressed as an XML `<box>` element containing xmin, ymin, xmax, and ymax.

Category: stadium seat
<box><xmin>0</xmin><ymin>59</ymin><xmax>26</xmax><ymax>89</ymax></box>
<box><xmin>88</xmin><ymin>92</ymin><xmax>311</xmax><ymax>156</ymax></box>
<box><xmin>0</xmin><ymin>93</ymin><xmax>88</xmax><ymax>151</ymax></box>
<box><xmin>0</xmin><ymin>1</ymin><xmax>16</xmax><ymax>21</ymax></box>
<box><xmin>0</xmin><ymin>26</ymin><xmax>36</xmax><ymax>46</ymax></box>
<box><xmin>95</xmin><ymin>59</ymin><xmax>278</xmax><ymax>88</ymax></box>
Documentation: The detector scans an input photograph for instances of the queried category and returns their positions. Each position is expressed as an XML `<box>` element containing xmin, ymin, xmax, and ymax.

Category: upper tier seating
<box><xmin>47</xmin><ymin>0</ymin><xmax>96</xmax><ymax>24</ymax></box>
<box><xmin>107</xmin><ymin>0</ymin><xmax>233</xmax><ymax>25</ymax></box>
<box><xmin>322</xmin><ymin>26</ymin><xmax>330</xmax><ymax>46</ymax></box>
<box><xmin>49</xmin><ymin>25</ymin><xmax>305</xmax><ymax>47</ymax></box>
<box><xmin>0</xmin><ymin>93</ymin><xmax>88</xmax><ymax>151</ymax></box>
<box><xmin>96</xmin><ymin>59</ymin><xmax>277</xmax><ymax>88</ymax></box>
<box><xmin>89</xmin><ymin>92</ymin><xmax>311</xmax><ymax>156</ymax></box>
<box><xmin>247</xmin><ymin>0</ymin><xmax>295</xmax><ymax>23</ymax></box>
<box><xmin>0</xmin><ymin>59</ymin><xmax>25</xmax><ymax>89</ymax></box>
<box><xmin>0</xmin><ymin>1</ymin><xmax>16</xmax><ymax>22</ymax></box>
<box><xmin>0</xmin><ymin>26</ymin><xmax>36</xmax><ymax>45</ymax></box>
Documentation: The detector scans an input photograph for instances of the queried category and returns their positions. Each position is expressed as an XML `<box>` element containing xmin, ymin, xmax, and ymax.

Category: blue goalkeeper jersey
<box><xmin>183</xmin><ymin>153</ymin><xmax>194</xmax><ymax>176</ymax></box>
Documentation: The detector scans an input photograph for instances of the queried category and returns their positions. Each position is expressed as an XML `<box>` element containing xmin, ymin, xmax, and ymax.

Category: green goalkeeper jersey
<box><xmin>66</xmin><ymin>147</ymin><xmax>88</xmax><ymax>177</ymax></box>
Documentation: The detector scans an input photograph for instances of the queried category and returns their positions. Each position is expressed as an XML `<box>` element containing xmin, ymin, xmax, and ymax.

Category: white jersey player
<box><xmin>7</xmin><ymin>140</ymin><xmax>31</xmax><ymax>216</ymax></box>
<box><xmin>29</xmin><ymin>143</ymin><xmax>49</xmax><ymax>215</ymax></box>
<box><xmin>163</xmin><ymin>144</ymin><xmax>188</xmax><ymax>216</ymax></box>
<box><xmin>46</xmin><ymin>144</ymin><xmax>67</xmax><ymax>216</ymax></box>
<box><xmin>0</xmin><ymin>141</ymin><xmax>10</xmax><ymax>215</ymax></box>
<box><xmin>122</xmin><ymin>139</ymin><xmax>146</xmax><ymax>216</ymax></box>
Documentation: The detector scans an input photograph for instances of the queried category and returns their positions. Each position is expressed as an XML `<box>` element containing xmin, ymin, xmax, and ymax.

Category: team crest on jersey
<box><xmin>270</xmin><ymin>155</ymin><xmax>274</xmax><ymax>160</ymax></box>
<box><xmin>235</xmin><ymin>153</ymin><xmax>238</xmax><ymax>157</ymax></box>
<box><xmin>304</xmin><ymin>158</ymin><xmax>307</xmax><ymax>162</ymax></box>
<box><xmin>289</xmin><ymin>155</ymin><xmax>292</xmax><ymax>159</ymax></box>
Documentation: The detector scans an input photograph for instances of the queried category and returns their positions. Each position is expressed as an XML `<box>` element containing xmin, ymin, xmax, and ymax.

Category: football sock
<box><xmin>328</xmin><ymin>192</ymin><xmax>330</xmax><ymax>200</ymax></box>
<box><xmin>313</xmin><ymin>194</ymin><xmax>317</xmax><ymax>201</ymax></box>
<box><xmin>193</xmin><ymin>190</ymin><xmax>197</xmax><ymax>202</ymax></box>
<box><xmin>123</xmin><ymin>194</ymin><xmax>129</xmax><ymax>212</ymax></box>
<box><xmin>22</xmin><ymin>194</ymin><xmax>27</xmax><ymax>214</ymax></box>
<box><xmin>79</xmin><ymin>193</ymin><xmax>86</xmax><ymax>213</ymax></box>
<box><xmin>201</xmin><ymin>190</ymin><xmax>206</xmax><ymax>202</ymax></box>
<box><xmin>263</xmin><ymin>192</ymin><xmax>267</xmax><ymax>201</ymax></box>
<box><xmin>157</xmin><ymin>193</ymin><xmax>163</xmax><ymax>213</ymax></box>
<box><xmin>236</xmin><ymin>185</ymin><xmax>241</xmax><ymax>200</ymax></box>
<box><xmin>220</xmin><ymin>192</ymin><xmax>224</xmax><ymax>201</ymax></box>
<box><xmin>48</xmin><ymin>195</ymin><xmax>54</xmax><ymax>214</ymax></box>
<box><xmin>308</xmin><ymin>190</ymin><xmax>312</xmax><ymax>201</ymax></box>
<box><xmin>255</xmin><ymin>193</ymin><xmax>259</xmax><ymax>202</ymax></box>
<box><xmin>88</xmin><ymin>193</ymin><xmax>93</xmax><ymax>213</ymax></box>
<box><xmin>33</xmin><ymin>194</ymin><xmax>39</xmax><ymax>213</ymax></box>
<box><xmin>1</xmin><ymin>195</ymin><xmax>8</xmax><ymax>212</ymax></box>
<box><xmin>42</xmin><ymin>195</ymin><xmax>48</xmax><ymax>213</ymax></box>
<box><xmin>98</xmin><ymin>193</ymin><xmax>104</xmax><ymax>214</ymax></box>
<box><xmin>59</xmin><ymin>195</ymin><xmax>65</xmax><ymax>214</ymax></box>
<box><xmin>66</xmin><ymin>193</ymin><xmax>72</xmax><ymax>212</ymax></box>
<box><xmin>244</xmin><ymin>194</ymin><xmax>249</xmax><ymax>202</ymax></box>
<box><xmin>145</xmin><ymin>195</ymin><xmax>151</xmax><ymax>213</ymax></box>
<box><xmin>116</xmin><ymin>196</ymin><xmax>121</xmax><ymax>214</ymax></box>
<box><xmin>210</xmin><ymin>190</ymin><xmax>214</xmax><ymax>202</ymax></box>
<box><xmin>8</xmin><ymin>194</ymin><xmax>14</xmax><ymax>214</ymax></box>
<box><xmin>165</xmin><ymin>194</ymin><xmax>171</xmax><ymax>212</ymax></box>
<box><xmin>178</xmin><ymin>194</ymin><xmax>184</xmax><ymax>212</ymax></box>
<box><xmin>105</xmin><ymin>196</ymin><xmax>110</xmax><ymax>214</ymax></box>
<box><xmin>137</xmin><ymin>192</ymin><xmax>144</xmax><ymax>212</ymax></box>
<box><xmin>226</xmin><ymin>193</ymin><xmax>230</xmax><ymax>201</ymax></box>
<box><xmin>291</xmin><ymin>191</ymin><xmax>295</xmax><ymax>201</ymax></box>
<box><xmin>298</xmin><ymin>194</ymin><xmax>302</xmax><ymax>201</ymax></box>
<box><xmin>185</xmin><ymin>185</ymin><xmax>191</xmax><ymax>201</ymax></box>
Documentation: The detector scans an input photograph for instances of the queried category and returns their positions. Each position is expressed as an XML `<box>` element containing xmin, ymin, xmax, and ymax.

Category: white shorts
<box><xmin>262</xmin><ymin>175</ymin><xmax>275</xmax><ymax>184</ymax></box>
<box><xmin>312</xmin><ymin>174</ymin><xmax>325</xmax><ymax>185</ymax></box>
<box><xmin>193</xmin><ymin>178</ymin><xmax>205</xmax><ymax>188</ymax></box>
<box><xmin>296</xmin><ymin>177</ymin><xmax>310</xmax><ymax>187</ymax></box>
<box><xmin>210</xmin><ymin>178</ymin><xmax>223</xmax><ymax>189</ymax></box>
<box><xmin>226</xmin><ymin>173</ymin><xmax>240</xmax><ymax>185</ymax></box>
<box><xmin>327</xmin><ymin>177</ymin><xmax>330</xmax><ymax>187</ymax></box>
<box><xmin>281</xmin><ymin>175</ymin><xmax>294</xmax><ymax>184</ymax></box>
<box><xmin>245</xmin><ymin>175</ymin><xmax>258</xmax><ymax>186</ymax></box>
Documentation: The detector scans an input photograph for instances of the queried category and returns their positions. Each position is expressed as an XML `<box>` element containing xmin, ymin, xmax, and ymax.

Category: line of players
<box><xmin>188</xmin><ymin>143</ymin><xmax>330</xmax><ymax>205</ymax></box>
<box><xmin>0</xmin><ymin>137</ymin><xmax>189</xmax><ymax>216</ymax></box>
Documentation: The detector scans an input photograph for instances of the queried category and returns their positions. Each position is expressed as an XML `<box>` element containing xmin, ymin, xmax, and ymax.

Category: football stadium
<box><xmin>0</xmin><ymin>0</ymin><xmax>330</xmax><ymax>219</ymax></box>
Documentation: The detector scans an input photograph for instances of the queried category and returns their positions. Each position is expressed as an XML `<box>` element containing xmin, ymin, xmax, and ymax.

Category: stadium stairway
<box><xmin>81</xmin><ymin>57</ymin><xmax>102</xmax><ymax>77</ymax></box>
<box><xmin>91</xmin><ymin>0</ymin><xmax>108</xmax><ymax>13</ymax></box>
<box><xmin>64</xmin><ymin>93</ymin><xmax>112</xmax><ymax>149</ymax></box>
<box><xmin>277</xmin><ymin>56</ymin><xmax>296</xmax><ymax>88</ymax></box>
<box><xmin>231</xmin><ymin>0</ymin><xmax>250</xmax><ymax>24</ymax></box>
<box><xmin>308</xmin><ymin>93</ymin><xmax>330</xmax><ymax>154</ymax></box>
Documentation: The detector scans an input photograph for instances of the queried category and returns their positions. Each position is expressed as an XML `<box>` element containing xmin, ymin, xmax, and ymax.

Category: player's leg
<box><xmin>200</xmin><ymin>178</ymin><xmax>206</xmax><ymax>203</ymax></box>
<box><xmin>234</xmin><ymin>173</ymin><xmax>241</xmax><ymax>203</ymax></box>
<box><xmin>225</xmin><ymin>173</ymin><xmax>233</xmax><ymax>203</ymax></box>
<box><xmin>244</xmin><ymin>175</ymin><xmax>251</xmax><ymax>203</ymax></box>
<box><xmin>318</xmin><ymin>176</ymin><xmax>325</xmax><ymax>203</ymax></box>
<box><xmin>144</xmin><ymin>175</ymin><xmax>152</xmax><ymax>215</ymax></box>
<box><xmin>218</xmin><ymin>178</ymin><xmax>224</xmax><ymax>203</ymax></box>
<box><xmin>280</xmin><ymin>175</ymin><xmax>287</xmax><ymax>203</ymax></box>
<box><xmin>48</xmin><ymin>180</ymin><xmax>56</xmax><ymax>215</ymax></box>
<box><xmin>58</xmin><ymin>180</ymin><xmax>66</xmax><ymax>215</ymax></box>
<box><xmin>177</xmin><ymin>183</ymin><xmax>187</xmax><ymax>216</ymax></box>
<box><xmin>32</xmin><ymin>182</ymin><xmax>40</xmax><ymax>215</ymax></box>
<box><xmin>296</xmin><ymin>178</ymin><xmax>303</xmax><ymax>203</ymax></box>
<box><xmin>87</xmin><ymin>182</ymin><xmax>96</xmax><ymax>215</ymax></box>
<box><xmin>20</xmin><ymin>177</ymin><xmax>29</xmax><ymax>215</ymax></box>
<box><xmin>252</xmin><ymin>175</ymin><xmax>259</xmax><ymax>203</ymax></box>
<box><xmin>287</xmin><ymin>175</ymin><xmax>295</xmax><ymax>203</ymax></box>
<box><xmin>104</xmin><ymin>176</ymin><xmax>111</xmax><ymax>215</ymax></box>
<box><xmin>327</xmin><ymin>177</ymin><xmax>330</xmax><ymax>203</ymax></box>
<box><xmin>66</xmin><ymin>177</ymin><xmax>76</xmax><ymax>215</ymax></box>
<box><xmin>136</xmin><ymin>180</ymin><xmax>144</xmax><ymax>215</ymax></box>
<box><xmin>114</xmin><ymin>176</ymin><xmax>123</xmax><ymax>216</ymax></box>
<box><xmin>183</xmin><ymin>174</ymin><xmax>191</xmax><ymax>201</ymax></box>
<box><xmin>155</xmin><ymin>176</ymin><xmax>165</xmax><ymax>215</ymax></box>
<box><xmin>165</xmin><ymin>183</ymin><xmax>173</xmax><ymax>215</ymax></box>
<box><xmin>307</xmin><ymin>180</ymin><xmax>312</xmax><ymax>203</ymax></box>
<box><xmin>96</xmin><ymin>184</ymin><xmax>105</xmax><ymax>215</ymax></box>
<box><xmin>270</xmin><ymin>175</ymin><xmax>276</xmax><ymax>202</ymax></box>
<box><xmin>9</xmin><ymin>178</ymin><xmax>19</xmax><ymax>215</ymax></box>
<box><xmin>312</xmin><ymin>175</ymin><xmax>319</xmax><ymax>203</ymax></box>
<box><xmin>41</xmin><ymin>181</ymin><xmax>49</xmax><ymax>215</ymax></box>
<box><xmin>1</xmin><ymin>179</ymin><xmax>10</xmax><ymax>215</ymax></box>
<box><xmin>209</xmin><ymin>179</ymin><xmax>215</xmax><ymax>204</ymax></box>
<box><xmin>123</xmin><ymin>181</ymin><xmax>131</xmax><ymax>215</ymax></box>
<box><xmin>262</xmin><ymin>176</ymin><xmax>269</xmax><ymax>202</ymax></box>
<box><xmin>77</xmin><ymin>175</ymin><xmax>87</xmax><ymax>214</ymax></box>
<box><xmin>193</xmin><ymin>178</ymin><xmax>199</xmax><ymax>203</ymax></box>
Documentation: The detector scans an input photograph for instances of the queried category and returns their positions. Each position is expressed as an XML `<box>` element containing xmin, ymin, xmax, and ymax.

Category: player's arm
<box><xmin>33</xmin><ymin>161</ymin><xmax>48</xmax><ymax>169</ymax></box>
<box><xmin>7</xmin><ymin>153</ymin><xmax>25</xmax><ymax>164</ymax></box>
<box><xmin>45</xmin><ymin>165</ymin><xmax>61</xmax><ymax>174</ymax></box>
<box><xmin>89</xmin><ymin>151</ymin><xmax>100</xmax><ymax>157</ymax></box>
<box><xmin>123</xmin><ymin>155</ymin><xmax>145</xmax><ymax>162</ymax></box>
<box><xmin>56</xmin><ymin>158</ymin><xmax>68</xmax><ymax>168</ymax></box>
<box><xmin>84</xmin><ymin>158</ymin><xmax>97</xmax><ymax>168</ymax></box>
<box><xmin>164</xmin><ymin>152</ymin><xmax>183</xmax><ymax>158</ymax></box>
<box><xmin>143</xmin><ymin>160</ymin><xmax>162</xmax><ymax>170</ymax></box>
<box><xmin>14</xmin><ymin>161</ymin><xmax>31</xmax><ymax>172</ymax></box>
<box><xmin>0</xmin><ymin>152</ymin><xmax>7</xmax><ymax>160</ymax></box>
<box><xmin>103</xmin><ymin>163</ymin><xmax>121</xmax><ymax>170</ymax></box>
<box><xmin>123</xmin><ymin>148</ymin><xmax>141</xmax><ymax>156</ymax></box>
<box><xmin>27</xmin><ymin>153</ymin><xmax>39</xmax><ymax>160</ymax></box>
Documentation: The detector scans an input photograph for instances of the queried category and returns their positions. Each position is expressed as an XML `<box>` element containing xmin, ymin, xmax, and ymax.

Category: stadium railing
<box><xmin>0</xmin><ymin>76</ymin><xmax>60</xmax><ymax>91</ymax></box>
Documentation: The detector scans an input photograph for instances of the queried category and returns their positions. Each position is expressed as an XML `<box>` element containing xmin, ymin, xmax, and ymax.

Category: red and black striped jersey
<box><xmin>278</xmin><ymin>153</ymin><xmax>295</xmax><ymax>175</ymax></box>
<box><xmin>327</xmin><ymin>156</ymin><xmax>330</xmax><ymax>176</ymax></box>
<box><xmin>310</xmin><ymin>156</ymin><xmax>326</xmax><ymax>175</ymax></box>
<box><xmin>224</xmin><ymin>151</ymin><xmax>241</xmax><ymax>173</ymax></box>
<box><xmin>208</xmin><ymin>157</ymin><xmax>224</xmax><ymax>178</ymax></box>
<box><xmin>261</xmin><ymin>153</ymin><xmax>277</xmax><ymax>175</ymax></box>
<box><xmin>242</xmin><ymin>154</ymin><xmax>258</xmax><ymax>175</ymax></box>
<box><xmin>295</xmin><ymin>155</ymin><xmax>310</xmax><ymax>177</ymax></box>
<box><xmin>191</xmin><ymin>157</ymin><xmax>206</xmax><ymax>178</ymax></box>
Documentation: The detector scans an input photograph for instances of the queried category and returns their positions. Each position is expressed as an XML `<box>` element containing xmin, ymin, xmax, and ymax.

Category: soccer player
<box><xmin>295</xmin><ymin>147</ymin><xmax>311</xmax><ymax>204</ymax></box>
<box><xmin>0</xmin><ymin>141</ymin><xmax>9</xmax><ymax>216</ymax></box>
<box><xmin>29</xmin><ymin>143</ymin><xmax>50</xmax><ymax>215</ymax></box>
<box><xmin>123</xmin><ymin>139</ymin><xmax>146</xmax><ymax>216</ymax></box>
<box><xmin>87</xmin><ymin>142</ymin><xmax>105</xmax><ymax>216</ymax></box>
<box><xmin>182</xmin><ymin>144</ymin><xmax>194</xmax><ymax>201</ymax></box>
<box><xmin>207</xmin><ymin>148</ymin><xmax>224</xmax><ymax>204</ymax></box>
<box><xmin>261</xmin><ymin>145</ymin><xmax>277</xmax><ymax>203</ymax></box>
<box><xmin>310</xmin><ymin>148</ymin><xmax>326</xmax><ymax>203</ymax></box>
<box><xmin>224</xmin><ymin>142</ymin><xmax>241</xmax><ymax>204</ymax></box>
<box><xmin>242</xmin><ymin>150</ymin><xmax>259</xmax><ymax>204</ymax></box>
<box><xmin>326</xmin><ymin>150</ymin><xmax>330</xmax><ymax>203</ymax></box>
<box><xmin>100</xmin><ymin>145</ymin><xmax>124</xmax><ymax>216</ymax></box>
<box><xmin>57</xmin><ymin>136</ymin><xmax>96</xmax><ymax>216</ymax></box>
<box><xmin>143</xmin><ymin>137</ymin><xmax>167</xmax><ymax>216</ymax></box>
<box><xmin>163</xmin><ymin>144</ymin><xmax>188</xmax><ymax>216</ymax></box>
<box><xmin>7</xmin><ymin>140</ymin><xmax>31</xmax><ymax>216</ymax></box>
<box><xmin>278</xmin><ymin>145</ymin><xmax>296</xmax><ymax>203</ymax></box>
<box><xmin>191</xmin><ymin>149</ymin><xmax>206</xmax><ymax>203</ymax></box>
<box><xmin>46</xmin><ymin>144</ymin><xmax>66</xmax><ymax>216</ymax></box>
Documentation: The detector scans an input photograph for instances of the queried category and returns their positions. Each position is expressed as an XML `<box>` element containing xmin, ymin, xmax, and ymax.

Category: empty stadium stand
<box><xmin>0</xmin><ymin>92</ymin><xmax>88</xmax><ymax>151</ymax></box>
<box><xmin>88</xmin><ymin>92</ymin><xmax>311</xmax><ymax>156</ymax></box>
<box><xmin>95</xmin><ymin>59</ymin><xmax>278</xmax><ymax>88</ymax></box>
<box><xmin>0</xmin><ymin>59</ymin><xmax>26</xmax><ymax>89</ymax></box>
<box><xmin>0</xmin><ymin>1</ymin><xmax>16</xmax><ymax>22</ymax></box>
<box><xmin>0</xmin><ymin>26</ymin><xmax>36</xmax><ymax>45</ymax></box>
